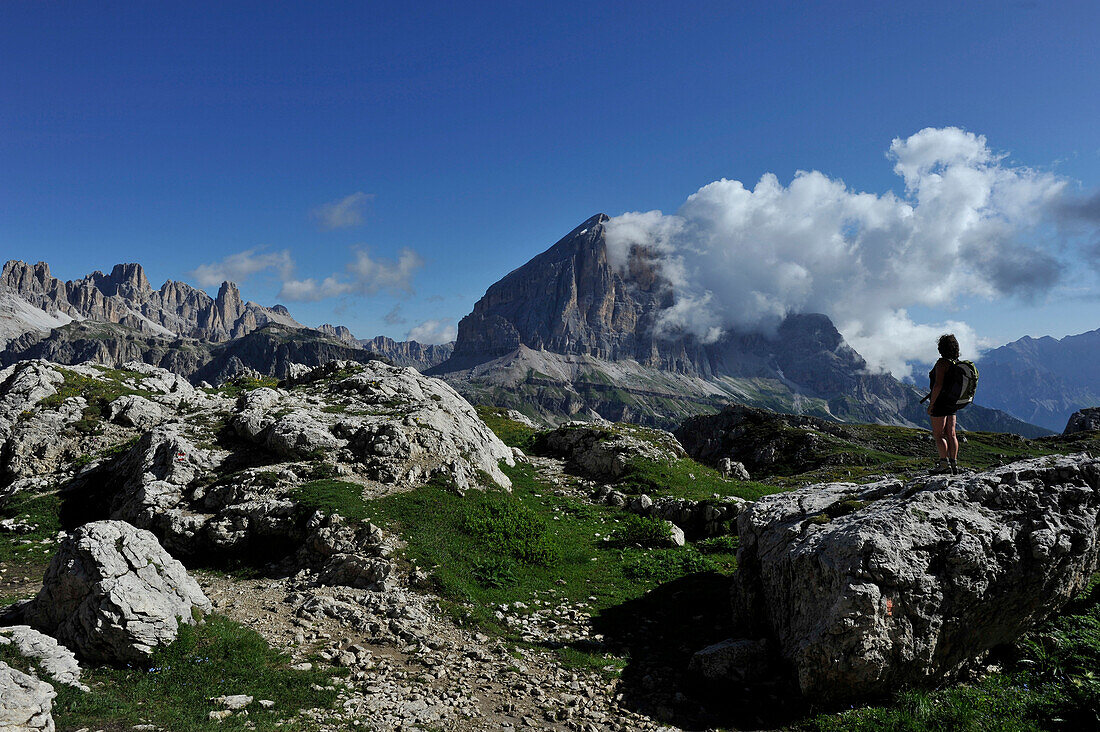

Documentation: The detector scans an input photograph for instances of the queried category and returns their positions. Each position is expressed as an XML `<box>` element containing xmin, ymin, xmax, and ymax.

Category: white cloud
<box><xmin>188</xmin><ymin>247</ymin><xmax>294</xmax><ymax>287</ymax></box>
<box><xmin>311</xmin><ymin>192</ymin><xmax>374</xmax><ymax>230</ymax></box>
<box><xmin>406</xmin><ymin>318</ymin><xmax>456</xmax><ymax>345</ymax></box>
<box><xmin>604</xmin><ymin>127</ymin><xmax>1071</xmax><ymax>378</ymax></box>
<box><xmin>278</xmin><ymin>247</ymin><xmax>423</xmax><ymax>302</ymax></box>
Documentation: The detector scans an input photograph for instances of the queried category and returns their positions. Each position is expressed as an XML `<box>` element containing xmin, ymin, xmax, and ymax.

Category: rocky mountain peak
<box><xmin>0</xmin><ymin>258</ymin><xmax>304</xmax><ymax>345</ymax></box>
<box><xmin>102</xmin><ymin>263</ymin><xmax>151</xmax><ymax>297</ymax></box>
<box><xmin>1</xmin><ymin>261</ymin><xmax>54</xmax><ymax>293</ymax></box>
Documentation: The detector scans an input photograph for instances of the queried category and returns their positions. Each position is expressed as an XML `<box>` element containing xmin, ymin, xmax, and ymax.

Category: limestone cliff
<box><xmin>0</xmin><ymin>260</ymin><xmax>301</xmax><ymax>344</ymax></box>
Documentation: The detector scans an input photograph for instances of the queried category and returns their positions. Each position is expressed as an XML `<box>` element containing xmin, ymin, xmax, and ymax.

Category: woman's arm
<box><xmin>927</xmin><ymin>359</ymin><xmax>947</xmax><ymax>414</ymax></box>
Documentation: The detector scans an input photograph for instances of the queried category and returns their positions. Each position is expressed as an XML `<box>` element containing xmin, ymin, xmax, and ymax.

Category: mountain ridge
<box><xmin>0</xmin><ymin>259</ymin><xmax>301</xmax><ymax>345</ymax></box>
<box><xmin>432</xmin><ymin>214</ymin><xmax>1048</xmax><ymax>436</ymax></box>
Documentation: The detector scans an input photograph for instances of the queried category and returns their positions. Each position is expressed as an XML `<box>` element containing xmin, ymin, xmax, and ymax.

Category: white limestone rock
<box><xmin>21</xmin><ymin>520</ymin><xmax>211</xmax><ymax>664</ymax></box>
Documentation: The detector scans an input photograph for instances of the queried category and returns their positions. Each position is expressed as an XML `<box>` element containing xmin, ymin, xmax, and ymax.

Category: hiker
<box><xmin>927</xmin><ymin>334</ymin><xmax>961</xmax><ymax>474</ymax></box>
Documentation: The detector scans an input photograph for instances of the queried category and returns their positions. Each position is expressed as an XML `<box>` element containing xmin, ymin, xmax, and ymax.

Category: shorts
<box><xmin>930</xmin><ymin>398</ymin><xmax>958</xmax><ymax>418</ymax></box>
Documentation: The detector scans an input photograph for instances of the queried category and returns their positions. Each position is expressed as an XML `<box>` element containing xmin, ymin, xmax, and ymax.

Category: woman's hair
<box><xmin>938</xmin><ymin>334</ymin><xmax>960</xmax><ymax>360</ymax></box>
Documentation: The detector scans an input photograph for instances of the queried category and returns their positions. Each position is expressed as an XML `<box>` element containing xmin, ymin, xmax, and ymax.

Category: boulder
<box><xmin>107</xmin><ymin>394</ymin><xmax>166</xmax><ymax>430</ymax></box>
<box><xmin>1064</xmin><ymin>407</ymin><xmax>1100</xmax><ymax>435</ymax></box>
<box><xmin>718</xmin><ymin>458</ymin><xmax>751</xmax><ymax>481</ymax></box>
<box><xmin>21</xmin><ymin>520</ymin><xmax>211</xmax><ymax>664</ymax></box>
<box><xmin>0</xmin><ymin>626</ymin><xmax>85</xmax><ymax>689</ymax></box>
<box><xmin>730</xmin><ymin>454</ymin><xmax>1100</xmax><ymax>702</ymax></box>
<box><xmin>543</xmin><ymin>423</ymin><xmax>686</xmax><ymax>481</ymax></box>
<box><xmin>0</xmin><ymin>661</ymin><xmax>55</xmax><ymax>731</ymax></box>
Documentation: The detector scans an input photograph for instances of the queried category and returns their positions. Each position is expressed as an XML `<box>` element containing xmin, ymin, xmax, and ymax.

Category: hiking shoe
<box><xmin>949</xmin><ymin>459</ymin><xmax>959</xmax><ymax>475</ymax></box>
<box><xmin>931</xmin><ymin>459</ymin><xmax>951</xmax><ymax>474</ymax></box>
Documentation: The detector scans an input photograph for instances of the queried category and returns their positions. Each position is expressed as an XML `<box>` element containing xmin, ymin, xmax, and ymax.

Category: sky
<box><xmin>1</xmin><ymin>1</ymin><xmax>1098</xmax><ymax>373</ymax></box>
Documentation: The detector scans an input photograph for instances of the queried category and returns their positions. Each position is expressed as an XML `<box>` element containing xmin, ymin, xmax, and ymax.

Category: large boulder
<box><xmin>20</xmin><ymin>520</ymin><xmax>211</xmax><ymax>664</ymax></box>
<box><xmin>230</xmin><ymin>360</ymin><xmax>515</xmax><ymax>490</ymax></box>
<box><xmin>1064</xmin><ymin>407</ymin><xmax>1100</xmax><ymax>435</ymax></box>
<box><xmin>107</xmin><ymin>394</ymin><xmax>166</xmax><ymax>430</ymax></box>
<box><xmin>0</xmin><ymin>661</ymin><xmax>55</xmax><ymax>731</ymax></box>
<box><xmin>542</xmin><ymin>422</ymin><xmax>686</xmax><ymax>480</ymax></box>
<box><xmin>729</xmin><ymin>454</ymin><xmax>1100</xmax><ymax>702</ymax></box>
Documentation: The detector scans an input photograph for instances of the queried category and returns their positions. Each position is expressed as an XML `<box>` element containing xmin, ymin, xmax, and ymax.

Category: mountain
<box><xmin>431</xmin><ymin>214</ymin><xmax>1048</xmax><ymax>436</ymax></box>
<box><xmin>0</xmin><ymin>260</ymin><xmax>301</xmax><ymax>346</ymax></box>
<box><xmin>976</xmin><ymin>328</ymin><xmax>1100</xmax><ymax>431</ymax></box>
<box><xmin>0</xmin><ymin>320</ymin><xmax>384</xmax><ymax>384</ymax></box>
<box><xmin>317</xmin><ymin>325</ymin><xmax>453</xmax><ymax>370</ymax></box>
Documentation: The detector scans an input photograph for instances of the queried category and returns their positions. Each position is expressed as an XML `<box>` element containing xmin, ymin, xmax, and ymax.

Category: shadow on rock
<box><xmin>589</xmin><ymin>571</ymin><xmax>807</xmax><ymax>731</ymax></box>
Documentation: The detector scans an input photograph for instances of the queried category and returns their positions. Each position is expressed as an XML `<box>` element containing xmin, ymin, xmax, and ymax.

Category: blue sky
<box><xmin>1</xmin><ymin>1</ymin><xmax>1097</xmax><ymax>360</ymax></box>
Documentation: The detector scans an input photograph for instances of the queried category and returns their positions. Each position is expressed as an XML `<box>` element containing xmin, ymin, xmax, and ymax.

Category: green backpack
<box><xmin>948</xmin><ymin>360</ymin><xmax>979</xmax><ymax>409</ymax></box>
<box><xmin>924</xmin><ymin>359</ymin><xmax>979</xmax><ymax>409</ymax></box>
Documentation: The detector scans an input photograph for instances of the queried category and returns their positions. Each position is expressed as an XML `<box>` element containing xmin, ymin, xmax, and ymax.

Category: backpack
<box><xmin>947</xmin><ymin>360</ymin><xmax>979</xmax><ymax>409</ymax></box>
<box><xmin>925</xmin><ymin>359</ymin><xmax>979</xmax><ymax>409</ymax></box>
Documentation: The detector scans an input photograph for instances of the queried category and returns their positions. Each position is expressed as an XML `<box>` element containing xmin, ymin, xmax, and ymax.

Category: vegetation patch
<box><xmin>359</xmin><ymin>462</ymin><xmax>738</xmax><ymax>672</ymax></box>
<box><xmin>53</xmin><ymin>614</ymin><xmax>339</xmax><ymax>731</ymax></box>
<box><xmin>0</xmin><ymin>490</ymin><xmax>62</xmax><ymax>564</ymax></box>
<box><xmin>290</xmin><ymin>479</ymin><xmax>370</xmax><ymax>523</ymax></box>
<box><xmin>618</xmin><ymin>456</ymin><xmax>783</xmax><ymax>502</ymax></box>
<box><xmin>609</xmin><ymin>513</ymin><xmax>671</xmax><ymax>548</ymax></box>
<box><xmin>475</xmin><ymin>405</ymin><xmax>542</xmax><ymax>451</ymax></box>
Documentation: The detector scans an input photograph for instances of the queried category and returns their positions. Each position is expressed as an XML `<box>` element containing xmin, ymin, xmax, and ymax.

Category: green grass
<box><xmin>51</xmin><ymin>614</ymin><xmax>339</xmax><ymax>731</ymax></box>
<box><xmin>289</xmin><ymin>479</ymin><xmax>370</xmax><ymax>523</ymax></box>
<box><xmin>0</xmin><ymin>491</ymin><xmax>62</xmax><ymax>564</ymax></box>
<box><xmin>618</xmin><ymin>456</ymin><xmax>783</xmax><ymax>502</ymax></box>
<box><xmin>38</xmin><ymin>367</ymin><xmax>151</xmax><ymax>411</ymax></box>
<box><xmin>357</xmin><ymin>462</ymin><xmax>737</xmax><ymax>670</ymax></box>
<box><xmin>475</xmin><ymin>405</ymin><xmax>541</xmax><ymax>450</ymax></box>
<box><xmin>609</xmin><ymin>513</ymin><xmax>672</xmax><ymax>547</ymax></box>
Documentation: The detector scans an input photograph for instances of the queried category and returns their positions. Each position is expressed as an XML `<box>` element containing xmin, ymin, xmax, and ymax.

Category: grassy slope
<box><xmin>52</xmin><ymin>615</ymin><xmax>340</xmax><ymax>731</ymax></box>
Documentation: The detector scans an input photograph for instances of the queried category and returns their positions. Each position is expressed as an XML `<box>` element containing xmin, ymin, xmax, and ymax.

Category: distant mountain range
<box><xmin>428</xmin><ymin>214</ymin><xmax>1048</xmax><ymax>436</ymax></box>
<box><xmin>3</xmin><ymin>234</ymin><xmax>1091</xmax><ymax>439</ymax></box>
<box><xmin>0</xmin><ymin>260</ymin><xmax>299</xmax><ymax>345</ymax></box>
<box><xmin>0</xmin><ymin>260</ymin><xmax>449</xmax><ymax>376</ymax></box>
<box><xmin>975</xmin><ymin>328</ymin><xmax>1100</xmax><ymax>432</ymax></box>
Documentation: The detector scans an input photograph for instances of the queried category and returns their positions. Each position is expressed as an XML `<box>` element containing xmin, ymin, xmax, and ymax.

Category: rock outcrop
<box><xmin>542</xmin><ymin>422</ymin><xmax>686</xmax><ymax>481</ymax></box>
<box><xmin>728</xmin><ymin>454</ymin><xmax>1100</xmax><ymax>702</ymax></box>
<box><xmin>0</xmin><ymin>626</ymin><xmax>85</xmax><ymax>689</ymax></box>
<box><xmin>1065</xmin><ymin>407</ymin><xmax>1100</xmax><ymax>435</ymax></box>
<box><xmin>20</xmin><ymin>520</ymin><xmax>211</xmax><ymax>664</ymax></box>
<box><xmin>0</xmin><ymin>662</ymin><xmax>55</xmax><ymax>731</ymax></box>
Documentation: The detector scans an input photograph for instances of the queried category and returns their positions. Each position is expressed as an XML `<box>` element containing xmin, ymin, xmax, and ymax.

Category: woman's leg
<box><xmin>931</xmin><ymin>416</ymin><xmax>948</xmax><ymax>459</ymax></box>
<box><xmin>945</xmin><ymin>415</ymin><xmax>958</xmax><ymax>461</ymax></box>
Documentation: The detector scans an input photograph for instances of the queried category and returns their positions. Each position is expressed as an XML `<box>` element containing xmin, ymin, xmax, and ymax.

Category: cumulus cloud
<box><xmin>604</xmin><ymin>127</ymin><xmax>1073</xmax><ymax>377</ymax></box>
<box><xmin>278</xmin><ymin>247</ymin><xmax>423</xmax><ymax>302</ymax></box>
<box><xmin>311</xmin><ymin>191</ymin><xmax>374</xmax><ymax>230</ymax></box>
<box><xmin>188</xmin><ymin>247</ymin><xmax>294</xmax><ymax>287</ymax></box>
<box><xmin>406</xmin><ymin>318</ymin><xmax>456</xmax><ymax>345</ymax></box>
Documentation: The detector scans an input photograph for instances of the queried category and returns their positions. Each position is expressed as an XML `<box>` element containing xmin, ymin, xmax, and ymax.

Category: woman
<box><xmin>927</xmin><ymin>334</ymin><xmax>961</xmax><ymax>475</ymax></box>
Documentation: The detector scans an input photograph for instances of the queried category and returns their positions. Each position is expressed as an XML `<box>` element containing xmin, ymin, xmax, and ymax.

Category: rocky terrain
<box><xmin>1</xmin><ymin>355</ymin><xmax>1098</xmax><ymax>731</ymax></box>
<box><xmin>429</xmin><ymin>215</ymin><xmax>1047</xmax><ymax>437</ymax></box>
